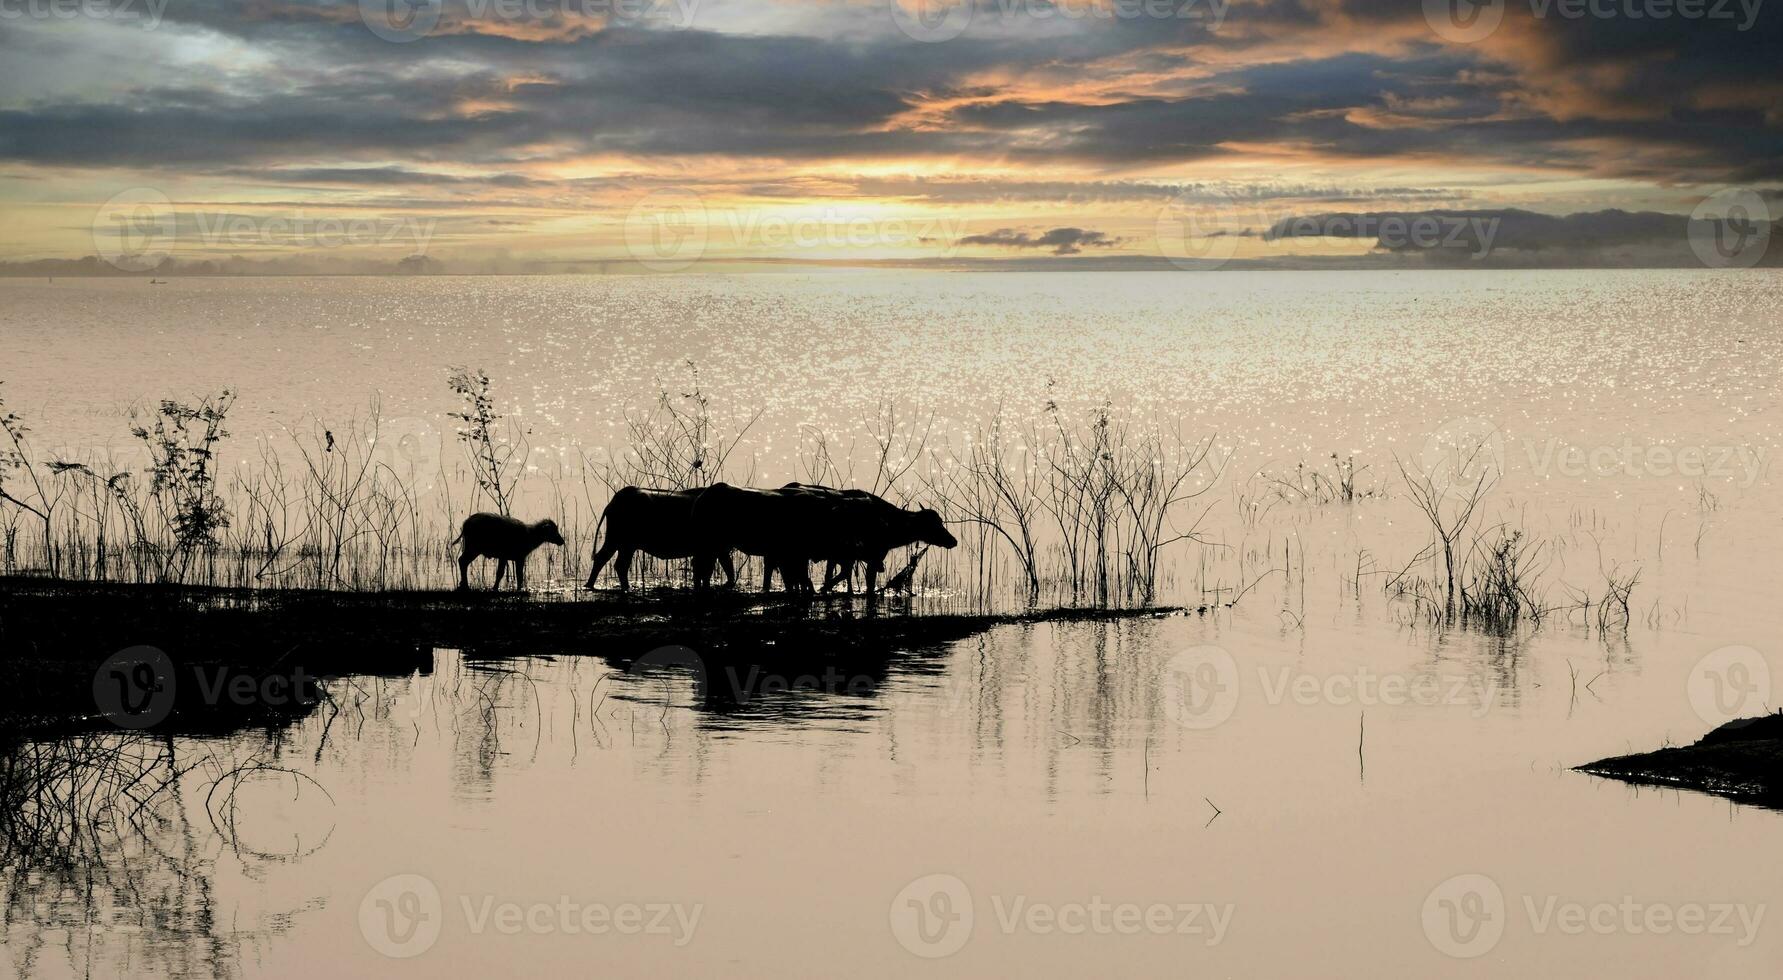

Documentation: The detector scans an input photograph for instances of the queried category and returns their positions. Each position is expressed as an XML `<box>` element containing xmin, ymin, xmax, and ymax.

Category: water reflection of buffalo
<box><xmin>695</xmin><ymin>482</ymin><xmax>957</xmax><ymax>596</ymax></box>
<box><xmin>584</xmin><ymin>487</ymin><xmax>736</xmax><ymax>592</ymax></box>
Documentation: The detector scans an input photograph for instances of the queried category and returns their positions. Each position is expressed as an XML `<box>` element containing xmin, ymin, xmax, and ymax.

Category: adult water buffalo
<box><xmin>780</xmin><ymin>483</ymin><xmax>958</xmax><ymax>595</ymax></box>
<box><xmin>585</xmin><ymin>486</ymin><xmax>736</xmax><ymax>592</ymax></box>
<box><xmin>453</xmin><ymin>513</ymin><xmax>565</xmax><ymax>591</ymax></box>
<box><xmin>690</xmin><ymin>484</ymin><xmax>863</xmax><ymax>594</ymax></box>
<box><xmin>754</xmin><ymin>483</ymin><xmax>884</xmax><ymax>592</ymax></box>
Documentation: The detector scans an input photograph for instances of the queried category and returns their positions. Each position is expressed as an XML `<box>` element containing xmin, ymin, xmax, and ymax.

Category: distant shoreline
<box><xmin>8</xmin><ymin>257</ymin><xmax>1781</xmax><ymax>278</ymax></box>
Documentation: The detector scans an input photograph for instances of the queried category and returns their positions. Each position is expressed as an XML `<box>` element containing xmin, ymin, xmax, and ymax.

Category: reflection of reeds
<box><xmin>0</xmin><ymin>728</ymin><xmax>338</xmax><ymax>977</ymax></box>
<box><xmin>0</xmin><ymin>733</ymin><xmax>183</xmax><ymax>862</ymax></box>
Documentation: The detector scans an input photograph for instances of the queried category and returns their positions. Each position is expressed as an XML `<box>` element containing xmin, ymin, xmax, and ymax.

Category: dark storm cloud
<box><xmin>0</xmin><ymin>26</ymin><xmax>1022</xmax><ymax>167</ymax></box>
<box><xmin>848</xmin><ymin>177</ymin><xmax>1463</xmax><ymax>204</ymax></box>
<box><xmin>957</xmin><ymin>227</ymin><xmax>1120</xmax><ymax>253</ymax></box>
<box><xmin>0</xmin><ymin>0</ymin><xmax>1777</xmax><ymax>200</ymax></box>
<box><xmin>213</xmin><ymin>166</ymin><xmax>554</xmax><ymax>187</ymax></box>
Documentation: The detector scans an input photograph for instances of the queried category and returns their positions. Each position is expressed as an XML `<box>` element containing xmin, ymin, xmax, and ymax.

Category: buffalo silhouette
<box><xmin>689</xmin><ymin>483</ymin><xmax>859</xmax><ymax>594</ymax></box>
<box><xmin>780</xmin><ymin>483</ymin><xmax>957</xmax><ymax>594</ymax></box>
<box><xmin>584</xmin><ymin>486</ymin><xmax>736</xmax><ymax>592</ymax></box>
<box><xmin>453</xmin><ymin>512</ymin><xmax>565</xmax><ymax>591</ymax></box>
<box><xmin>693</xmin><ymin>482</ymin><xmax>956</xmax><ymax>596</ymax></box>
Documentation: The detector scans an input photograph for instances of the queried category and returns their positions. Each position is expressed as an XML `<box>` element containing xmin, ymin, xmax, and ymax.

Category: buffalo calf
<box><xmin>454</xmin><ymin>512</ymin><xmax>565</xmax><ymax>591</ymax></box>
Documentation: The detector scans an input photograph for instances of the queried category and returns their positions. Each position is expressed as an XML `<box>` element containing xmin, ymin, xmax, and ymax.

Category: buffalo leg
<box><xmin>719</xmin><ymin>552</ymin><xmax>737</xmax><ymax>588</ymax></box>
<box><xmin>515</xmin><ymin>557</ymin><xmax>527</xmax><ymax>591</ymax></box>
<box><xmin>586</xmin><ymin>540</ymin><xmax>618</xmax><ymax>589</ymax></box>
<box><xmin>777</xmin><ymin>556</ymin><xmax>812</xmax><ymax>595</ymax></box>
<box><xmin>493</xmin><ymin>559</ymin><xmax>508</xmax><ymax>590</ymax></box>
<box><xmin>821</xmin><ymin>561</ymin><xmax>851</xmax><ymax>593</ymax></box>
<box><xmin>615</xmin><ymin>548</ymin><xmax>635</xmax><ymax>592</ymax></box>
<box><xmin>457</xmin><ymin>552</ymin><xmax>474</xmax><ymax>591</ymax></box>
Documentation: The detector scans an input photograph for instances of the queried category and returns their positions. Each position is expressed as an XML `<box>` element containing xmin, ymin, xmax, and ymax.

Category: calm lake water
<box><xmin>2</xmin><ymin>271</ymin><xmax>1781</xmax><ymax>977</ymax></box>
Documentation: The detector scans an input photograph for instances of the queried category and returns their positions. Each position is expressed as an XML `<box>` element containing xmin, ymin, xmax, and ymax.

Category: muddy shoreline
<box><xmin>1577</xmin><ymin>714</ymin><xmax>1783</xmax><ymax>808</ymax></box>
<box><xmin>0</xmin><ymin>576</ymin><xmax>1185</xmax><ymax>734</ymax></box>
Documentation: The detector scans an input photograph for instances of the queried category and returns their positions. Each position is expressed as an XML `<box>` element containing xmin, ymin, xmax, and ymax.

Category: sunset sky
<box><xmin>0</xmin><ymin>0</ymin><xmax>1777</xmax><ymax>270</ymax></box>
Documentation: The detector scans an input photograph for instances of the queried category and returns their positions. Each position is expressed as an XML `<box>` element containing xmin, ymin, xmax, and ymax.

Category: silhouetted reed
<box><xmin>1459</xmin><ymin>529</ymin><xmax>1549</xmax><ymax>630</ymax></box>
<box><xmin>1</xmin><ymin>369</ymin><xmax>1660</xmax><ymax>621</ymax></box>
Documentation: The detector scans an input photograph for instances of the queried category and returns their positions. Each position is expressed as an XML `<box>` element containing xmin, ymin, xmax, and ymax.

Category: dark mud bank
<box><xmin>1578</xmin><ymin>714</ymin><xmax>1783</xmax><ymax>808</ymax></box>
<box><xmin>0</xmin><ymin>577</ymin><xmax>1183</xmax><ymax>733</ymax></box>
